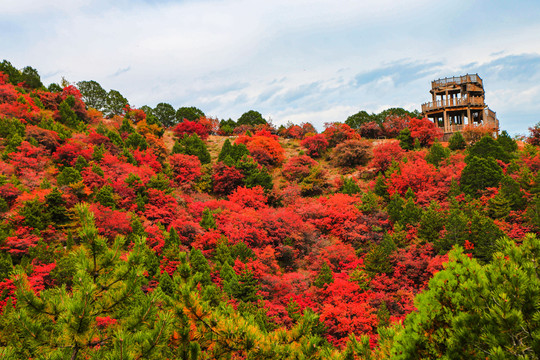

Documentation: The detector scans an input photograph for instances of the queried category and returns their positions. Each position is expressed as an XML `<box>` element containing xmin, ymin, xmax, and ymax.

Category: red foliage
<box><xmin>370</xmin><ymin>140</ymin><xmax>405</xmax><ymax>173</ymax></box>
<box><xmin>228</xmin><ymin>186</ymin><xmax>268</xmax><ymax>209</ymax></box>
<box><xmin>89</xmin><ymin>204</ymin><xmax>132</xmax><ymax>240</ymax></box>
<box><xmin>301</xmin><ymin>134</ymin><xmax>329</xmax><ymax>158</ymax></box>
<box><xmin>9</xmin><ymin>141</ymin><xmax>49</xmax><ymax>175</ymax></box>
<box><xmin>28</xmin><ymin>261</ymin><xmax>56</xmax><ymax>294</ymax></box>
<box><xmin>53</xmin><ymin>140</ymin><xmax>93</xmax><ymax>167</ymax></box>
<box><xmin>212</xmin><ymin>162</ymin><xmax>244</xmax><ymax>196</ymax></box>
<box><xmin>235</xmin><ymin>133</ymin><xmax>284</xmax><ymax>166</ymax></box>
<box><xmin>133</xmin><ymin>149</ymin><xmax>162</xmax><ymax>173</ymax></box>
<box><xmin>359</xmin><ymin>121</ymin><xmax>383</xmax><ymax>139</ymax></box>
<box><xmin>0</xmin><ymin>279</ymin><xmax>16</xmax><ymax>315</ymax></box>
<box><xmin>143</xmin><ymin>189</ymin><xmax>178</xmax><ymax>226</ymax></box>
<box><xmin>25</xmin><ymin>125</ymin><xmax>61</xmax><ymax>152</ymax></box>
<box><xmin>0</xmin><ymin>183</ymin><xmax>21</xmax><ymax>205</ymax></box>
<box><xmin>408</xmin><ymin>117</ymin><xmax>443</xmax><ymax>147</ymax></box>
<box><xmin>319</xmin><ymin>277</ymin><xmax>378</xmax><ymax>347</ymax></box>
<box><xmin>96</xmin><ymin>316</ymin><xmax>118</xmax><ymax>329</ymax></box>
<box><xmin>282</xmin><ymin>155</ymin><xmax>318</xmax><ymax>181</ymax></box>
<box><xmin>381</xmin><ymin>116</ymin><xmax>409</xmax><ymax>138</ymax></box>
<box><xmin>4</xmin><ymin>226</ymin><xmax>41</xmax><ymax>255</ymax></box>
<box><xmin>169</xmin><ymin>153</ymin><xmax>201</xmax><ymax>186</ymax></box>
<box><xmin>172</xmin><ymin>120</ymin><xmax>209</xmax><ymax>140</ymax></box>
<box><xmin>322</xmin><ymin>123</ymin><xmax>359</xmax><ymax>147</ymax></box>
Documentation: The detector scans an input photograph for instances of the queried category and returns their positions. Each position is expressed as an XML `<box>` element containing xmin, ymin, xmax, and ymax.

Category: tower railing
<box><xmin>431</xmin><ymin>74</ymin><xmax>482</xmax><ymax>89</ymax></box>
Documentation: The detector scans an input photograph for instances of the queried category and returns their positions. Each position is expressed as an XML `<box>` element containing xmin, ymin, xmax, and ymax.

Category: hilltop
<box><xmin>0</xmin><ymin>61</ymin><xmax>540</xmax><ymax>359</ymax></box>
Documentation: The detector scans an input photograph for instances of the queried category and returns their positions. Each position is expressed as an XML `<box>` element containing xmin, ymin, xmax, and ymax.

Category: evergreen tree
<box><xmin>392</xmin><ymin>234</ymin><xmax>540</xmax><ymax>359</ymax></box>
<box><xmin>190</xmin><ymin>248</ymin><xmax>212</xmax><ymax>286</ymax></box>
<box><xmin>339</xmin><ymin>177</ymin><xmax>361</xmax><ymax>195</ymax></box>
<box><xmin>488</xmin><ymin>191</ymin><xmax>511</xmax><ymax>219</ymax></box>
<box><xmin>235</xmin><ymin>266</ymin><xmax>260</xmax><ymax>303</ymax></box>
<box><xmin>448</xmin><ymin>131</ymin><xmax>466</xmax><ymax>150</ymax></box>
<box><xmin>397</xmin><ymin>128</ymin><xmax>414</xmax><ymax>150</ymax></box>
<box><xmin>425</xmin><ymin>139</ymin><xmax>450</xmax><ymax>167</ymax></box>
<box><xmin>313</xmin><ymin>262</ymin><xmax>334</xmax><ymax>288</ymax></box>
<box><xmin>74</xmin><ymin>155</ymin><xmax>89</xmax><ymax>172</ymax></box>
<box><xmin>220</xmin><ymin>260</ymin><xmax>239</xmax><ymax>296</ymax></box>
<box><xmin>45</xmin><ymin>187</ymin><xmax>69</xmax><ymax>225</ymax></box>
<box><xmin>94</xmin><ymin>184</ymin><xmax>116</xmax><ymax>208</ymax></box>
<box><xmin>417</xmin><ymin>202</ymin><xmax>446</xmax><ymax>243</ymax></box>
<box><xmin>2</xmin><ymin>204</ymin><xmax>173</xmax><ymax>359</ymax></box>
<box><xmin>496</xmin><ymin>130</ymin><xmax>518</xmax><ymax>153</ymax></box>
<box><xmin>20</xmin><ymin>199</ymin><xmax>51</xmax><ymax>230</ymax></box>
<box><xmin>436</xmin><ymin>205</ymin><xmax>468</xmax><ymax>253</ymax></box>
<box><xmin>200</xmin><ymin>208</ymin><xmax>217</xmax><ymax>230</ymax></box>
<box><xmin>125</xmin><ymin>132</ymin><xmax>148</xmax><ymax>150</ymax></box>
<box><xmin>374</xmin><ymin>174</ymin><xmax>389</xmax><ymax>200</ymax></box>
<box><xmin>218</xmin><ymin>139</ymin><xmax>233</xmax><ymax>162</ymax></box>
<box><xmin>460</xmin><ymin>156</ymin><xmax>503</xmax><ymax>196</ymax></box>
<box><xmin>466</xmin><ymin>135</ymin><xmax>512</xmax><ymax>163</ymax></box>
<box><xmin>364</xmin><ymin>236</ymin><xmax>396</xmax><ymax>276</ymax></box>
<box><xmin>176</xmin><ymin>134</ymin><xmax>211</xmax><ymax>164</ymax></box>
<box><xmin>387</xmin><ymin>192</ymin><xmax>404</xmax><ymax>223</ymax></box>
<box><xmin>58</xmin><ymin>95</ymin><xmax>80</xmax><ymax>128</ymax></box>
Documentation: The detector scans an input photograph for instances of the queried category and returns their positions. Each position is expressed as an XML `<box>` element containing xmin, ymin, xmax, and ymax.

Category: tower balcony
<box><xmin>421</xmin><ymin>96</ymin><xmax>485</xmax><ymax>113</ymax></box>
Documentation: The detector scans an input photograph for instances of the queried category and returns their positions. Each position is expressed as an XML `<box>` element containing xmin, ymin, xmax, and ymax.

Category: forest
<box><xmin>0</xmin><ymin>59</ymin><xmax>539</xmax><ymax>359</ymax></box>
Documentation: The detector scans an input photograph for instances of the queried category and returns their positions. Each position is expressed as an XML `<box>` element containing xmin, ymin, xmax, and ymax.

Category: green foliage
<box><xmin>313</xmin><ymin>262</ymin><xmax>334</xmax><ymax>288</ymax></box>
<box><xmin>107</xmin><ymin>129</ymin><xmax>124</xmax><ymax>148</ymax></box>
<box><xmin>200</xmin><ymin>208</ymin><xmax>217</xmax><ymax>230</ymax></box>
<box><xmin>45</xmin><ymin>187</ymin><xmax>69</xmax><ymax>225</ymax></box>
<box><xmin>417</xmin><ymin>202</ymin><xmax>445</xmax><ymax>243</ymax></box>
<box><xmin>466</xmin><ymin>135</ymin><xmax>512</xmax><ymax>163</ymax></box>
<box><xmin>448</xmin><ymin>131</ymin><xmax>466</xmax><ymax>150</ymax></box>
<box><xmin>190</xmin><ymin>248</ymin><xmax>212</xmax><ymax>286</ymax></box>
<box><xmin>460</xmin><ymin>156</ymin><xmax>504</xmax><ymax>196</ymax></box>
<box><xmin>176</xmin><ymin>106</ymin><xmax>205</xmax><ymax>122</ymax></box>
<box><xmin>387</xmin><ymin>192</ymin><xmax>404</xmax><ymax>223</ymax></box>
<box><xmin>119</xmin><ymin>117</ymin><xmax>135</xmax><ymax>134</ymax></box>
<box><xmin>339</xmin><ymin>177</ymin><xmax>361</xmax><ymax>195</ymax></box>
<box><xmin>497</xmin><ymin>130</ymin><xmax>518</xmax><ymax>153</ymax></box>
<box><xmin>104</xmin><ymin>89</ymin><xmax>128</xmax><ymax>117</ymax></box>
<box><xmin>76</xmin><ymin>80</ymin><xmax>107</xmax><ymax>112</ymax></box>
<box><xmin>364</xmin><ymin>236</ymin><xmax>396</xmax><ymax>276</ymax></box>
<box><xmin>397</xmin><ymin>128</ymin><xmax>414</xmax><ymax>150</ymax></box>
<box><xmin>236</xmin><ymin>155</ymin><xmax>273</xmax><ymax>190</ymax></box>
<box><xmin>56</xmin><ymin>166</ymin><xmax>82</xmax><ymax>187</ymax></box>
<box><xmin>58</xmin><ymin>96</ymin><xmax>80</xmax><ymax>128</ymax></box>
<box><xmin>20</xmin><ymin>199</ymin><xmax>51</xmax><ymax>230</ymax></box>
<box><xmin>237</xmin><ymin>110</ymin><xmax>267</xmax><ymax>126</ymax></box>
<box><xmin>125</xmin><ymin>132</ymin><xmax>148</xmax><ymax>150</ymax></box>
<box><xmin>175</xmin><ymin>134</ymin><xmax>211</xmax><ymax>164</ymax></box>
<box><xmin>425</xmin><ymin>139</ymin><xmax>450</xmax><ymax>167</ymax></box>
<box><xmin>94</xmin><ymin>184</ymin><xmax>116</xmax><ymax>208</ymax></box>
<box><xmin>392</xmin><ymin>234</ymin><xmax>540</xmax><ymax>359</ymax></box>
<box><xmin>154</xmin><ymin>102</ymin><xmax>177</xmax><ymax>128</ymax></box>
<box><xmin>2</xmin><ymin>204</ymin><xmax>173</xmax><ymax>359</ymax></box>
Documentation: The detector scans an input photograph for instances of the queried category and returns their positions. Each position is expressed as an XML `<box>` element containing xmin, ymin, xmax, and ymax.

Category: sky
<box><xmin>2</xmin><ymin>0</ymin><xmax>540</xmax><ymax>135</ymax></box>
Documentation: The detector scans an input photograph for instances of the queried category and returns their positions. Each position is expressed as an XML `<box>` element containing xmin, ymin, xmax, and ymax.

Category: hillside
<box><xmin>0</xmin><ymin>64</ymin><xmax>540</xmax><ymax>359</ymax></box>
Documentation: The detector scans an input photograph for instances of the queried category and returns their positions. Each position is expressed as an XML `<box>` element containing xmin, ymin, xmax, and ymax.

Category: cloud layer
<box><xmin>2</xmin><ymin>0</ymin><xmax>540</xmax><ymax>133</ymax></box>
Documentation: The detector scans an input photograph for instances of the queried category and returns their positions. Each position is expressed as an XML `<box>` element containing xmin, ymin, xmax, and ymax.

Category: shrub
<box><xmin>300</xmin><ymin>134</ymin><xmax>329</xmax><ymax>158</ymax></box>
<box><xmin>332</xmin><ymin>139</ymin><xmax>372</xmax><ymax>167</ymax></box>
<box><xmin>282</xmin><ymin>155</ymin><xmax>318</xmax><ymax>181</ymax></box>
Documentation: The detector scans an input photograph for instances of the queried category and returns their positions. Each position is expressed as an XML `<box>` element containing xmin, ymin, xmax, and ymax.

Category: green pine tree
<box><xmin>448</xmin><ymin>131</ymin><xmax>466</xmax><ymax>150</ymax></box>
<box><xmin>200</xmin><ymin>208</ymin><xmax>217</xmax><ymax>230</ymax></box>
<box><xmin>313</xmin><ymin>262</ymin><xmax>334</xmax><ymax>288</ymax></box>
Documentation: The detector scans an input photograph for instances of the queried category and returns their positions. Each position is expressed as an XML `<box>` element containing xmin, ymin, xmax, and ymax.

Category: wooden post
<box><xmin>467</xmin><ymin>107</ymin><xmax>471</xmax><ymax>126</ymax></box>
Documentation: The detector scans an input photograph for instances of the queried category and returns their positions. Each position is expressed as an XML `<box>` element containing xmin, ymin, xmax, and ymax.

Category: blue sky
<box><xmin>2</xmin><ymin>0</ymin><xmax>540</xmax><ymax>134</ymax></box>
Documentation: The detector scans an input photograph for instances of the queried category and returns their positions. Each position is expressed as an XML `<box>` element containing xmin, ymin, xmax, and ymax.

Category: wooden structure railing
<box><xmin>432</xmin><ymin>74</ymin><xmax>482</xmax><ymax>89</ymax></box>
<box><xmin>421</xmin><ymin>96</ymin><xmax>485</xmax><ymax>113</ymax></box>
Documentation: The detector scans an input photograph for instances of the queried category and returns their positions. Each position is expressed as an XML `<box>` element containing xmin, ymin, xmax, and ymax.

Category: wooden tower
<box><xmin>421</xmin><ymin>74</ymin><xmax>499</xmax><ymax>139</ymax></box>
